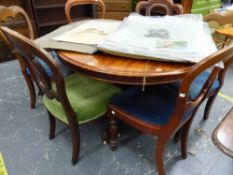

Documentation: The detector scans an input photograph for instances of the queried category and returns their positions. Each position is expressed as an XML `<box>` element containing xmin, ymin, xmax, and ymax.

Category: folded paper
<box><xmin>97</xmin><ymin>13</ymin><xmax>218</xmax><ymax>63</ymax></box>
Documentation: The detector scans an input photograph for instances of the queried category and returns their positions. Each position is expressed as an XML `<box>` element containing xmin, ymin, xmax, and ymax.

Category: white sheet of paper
<box><xmin>52</xmin><ymin>20</ymin><xmax>121</xmax><ymax>45</ymax></box>
<box><xmin>98</xmin><ymin>14</ymin><xmax>217</xmax><ymax>63</ymax></box>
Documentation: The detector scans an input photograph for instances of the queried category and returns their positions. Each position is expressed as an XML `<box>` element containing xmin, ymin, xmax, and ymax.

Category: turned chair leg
<box><xmin>180</xmin><ymin>116</ymin><xmax>195</xmax><ymax>159</ymax></box>
<box><xmin>109</xmin><ymin>112</ymin><xmax>119</xmax><ymax>151</ymax></box>
<box><xmin>155</xmin><ymin>138</ymin><xmax>167</xmax><ymax>175</ymax></box>
<box><xmin>70</xmin><ymin>125</ymin><xmax>80</xmax><ymax>165</ymax></box>
<box><xmin>23</xmin><ymin>73</ymin><xmax>36</xmax><ymax>108</ymax></box>
<box><xmin>203</xmin><ymin>94</ymin><xmax>217</xmax><ymax>120</ymax></box>
<box><xmin>48</xmin><ymin>111</ymin><xmax>56</xmax><ymax>139</ymax></box>
<box><xmin>102</xmin><ymin>126</ymin><xmax>109</xmax><ymax>145</ymax></box>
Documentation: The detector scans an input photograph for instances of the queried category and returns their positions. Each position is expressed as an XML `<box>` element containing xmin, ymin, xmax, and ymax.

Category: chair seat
<box><xmin>168</xmin><ymin>70</ymin><xmax>220</xmax><ymax>100</ymax></box>
<box><xmin>26</xmin><ymin>50</ymin><xmax>73</xmax><ymax>77</ymax></box>
<box><xmin>43</xmin><ymin>73</ymin><xmax>121</xmax><ymax>124</ymax></box>
<box><xmin>111</xmin><ymin>85</ymin><xmax>192</xmax><ymax>126</ymax></box>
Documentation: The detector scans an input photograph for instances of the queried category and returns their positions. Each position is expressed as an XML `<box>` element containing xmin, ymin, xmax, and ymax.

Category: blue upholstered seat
<box><xmin>26</xmin><ymin>50</ymin><xmax>73</xmax><ymax>77</ymax></box>
<box><xmin>110</xmin><ymin>70</ymin><xmax>219</xmax><ymax>126</ymax></box>
<box><xmin>111</xmin><ymin>85</ymin><xmax>193</xmax><ymax>126</ymax></box>
<box><xmin>168</xmin><ymin>70</ymin><xmax>220</xmax><ymax>100</ymax></box>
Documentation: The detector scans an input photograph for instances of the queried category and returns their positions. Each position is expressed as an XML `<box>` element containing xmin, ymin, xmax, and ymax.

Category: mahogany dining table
<box><xmin>58</xmin><ymin>50</ymin><xmax>194</xmax><ymax>85</ymax></box>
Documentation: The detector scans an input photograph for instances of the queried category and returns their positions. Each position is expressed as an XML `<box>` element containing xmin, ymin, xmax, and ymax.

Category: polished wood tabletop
<box><xmin>58</xmin><ymin>50</ymin><xmax>194</xmax><ymax>85</ymax></box>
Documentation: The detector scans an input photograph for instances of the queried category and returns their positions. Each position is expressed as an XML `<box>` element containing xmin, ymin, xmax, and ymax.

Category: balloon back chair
<box><xmin>65</xmin><ymin>0</ymin><xmax>106</xmax><ymax>23</ymax></box>
<box><xmin>106</xmin><ymin>45</ymin><xmax>233</xmax><ymax>175</ymax></box>
<box><xmin>0</xmin><ymin>5</ymin><xmax>73</xmax><ymax>108</ymax></box>
<box><xmin>0</xmin><ymin>5</ymin><xmax>36</xmax><ymax>108</ymax></box>
<box><xmin>171</xmin><ymin>12</ymin><xmax>233</xmax><ymax>124</ymax></box>
<box><xmin>135</xmin><ymin>0</ymin><xmax>183</xmax><ymax>16</ymax></box>
<box><xmin>165</xmin><ymin>13</ymin><xmax>233</xmax><ymax>142</ymax></box>
<box><xmin>0</xmin><ymin>26</ymin><xmax>121</xmax><ymax>165</ymax></box>
<box><xmin>204</xmin><ymin>11</ymin><xmax>233</xmax><ymax>48</ymax></box>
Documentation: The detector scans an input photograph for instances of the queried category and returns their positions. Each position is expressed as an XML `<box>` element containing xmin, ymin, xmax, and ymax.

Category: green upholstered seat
<box><xmin>43</xmin><ymin>73</ymin><xmax>121</xmax><ymax>124</ymax></box>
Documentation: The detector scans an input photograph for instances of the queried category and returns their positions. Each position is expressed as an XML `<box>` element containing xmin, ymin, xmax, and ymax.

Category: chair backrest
<box><xmin>65</xmin><ymin>0</ymin><xmax>106</xmax><ymax>23</ymax></box>
<box><xmin>0</xmin><ymin>5</ymin><xmax>34</xmax><ymax>39</ymax></box>
<box><xmin>0</xmin><ymin>26</ymin><xmax>78</xmax><ymax>125</ymax></box>
<box><xmin>164</xmin><ymin>45</ymin><xmax>233</xmax><ymax>132</ymax></box>
<box><xmin>0</xmin><ymin>5</ymin><xmax>36</xmax><ymax>72</ymax></box>
<box><xmin>204</xmin><ymin>11</ymin><xmax>233</xmax><ymax>26</ymax></box>
<box><xmin>135</xmin><ymin>0</ymin><xmax>183</xmax><ymax>16</ymax></box>
<box><xmin>204</xmin><ymin>12</ymin><xmax>233</xmax><ymax>48</ymax></box>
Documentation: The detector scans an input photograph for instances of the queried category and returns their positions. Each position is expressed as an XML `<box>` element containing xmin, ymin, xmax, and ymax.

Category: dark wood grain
<box><xmin>58</xmin><ymin>51</ymin><xmax>193</xmax><ymax>85</ymax></box>
<box><xmin>212</xmin><ymin>107</ymin><xmax>233</xmax><ymax>158</ymax></box>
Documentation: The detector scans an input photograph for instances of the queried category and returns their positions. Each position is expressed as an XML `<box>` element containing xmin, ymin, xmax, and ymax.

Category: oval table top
<box><xmin>58</xmin><ymin>51</ymin><xmax>194</xmax><ymax>85</ymax></box>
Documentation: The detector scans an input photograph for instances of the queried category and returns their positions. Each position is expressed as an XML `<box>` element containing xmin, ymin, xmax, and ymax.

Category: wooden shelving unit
<box><xmin>34</xmin><ymin>3</ymin><xmax>66</xmax><ymax>10</ymax></box>
<box><xmin>30</xmin><ymin>0</ymin><xmax>95</xmax><ymax>36</ymax></box>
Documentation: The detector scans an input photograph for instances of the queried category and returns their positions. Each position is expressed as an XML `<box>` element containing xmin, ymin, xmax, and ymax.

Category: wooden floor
<box><xmin>0</xmin><ymin>60</ymin><xmax>232</xmax><ymax>175</ymax></box>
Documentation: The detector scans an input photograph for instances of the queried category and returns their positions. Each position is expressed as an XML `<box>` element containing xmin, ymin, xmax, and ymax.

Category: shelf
<box><xmin>35</xmin><ymin>3</ymin><xmax>65</xmax><ymax>10</ymax></box>
<box><xmin>38</xmin><ymin>17</ymin><xmax>89</xmax><ymax>28</ymax></box>
<box><xmin>31</xmin><ymin>0</ymin><xmax>95</xmax><ymax>36</ymax></box>
<box><xmin>38</xmin><ymin>20</ymin><xmax>67</xmax><ymax>27</ymax></box>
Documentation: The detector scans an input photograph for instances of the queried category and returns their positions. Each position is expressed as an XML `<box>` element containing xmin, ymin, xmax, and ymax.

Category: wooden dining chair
<box><xmin>0</xmin><ymin>26</ymin><xmax>121</xmax><ymax>165</ymax></box>
<box><xmin>0</xmin><ymin>5</ymin><xmax>37</xmax><ymax>108</ymax></box>
<box><xmin>0</xmin><ymin>5</ymin><xmax>74</xmax><ymax>109</ymax></box>
<box><xmin>135</xmin><ymin>0</ymin><xmax>183</xmax><ymax>16</ymax></box>
<box><xmin>65</xmin><ymin>0</ymin><xmax>106</xmax><ymax>23</ymax></box>
<box><xmin>204</xmin><ymin>11</ymin><xmax>233</xmax><ymax>48</ymax></box>
<box><xmin>187</xmin><ymin>12</ymin><xmax>233</xmax><ymax>121</ymax></box>
<box><xmin>212</xmin><ymin>107</ymin><xmax>233</xmax><ymax>158</ymax></box>
<box><xmin>105</xmin><ymin>45</ymin><xmax>233</xmax><ymax>175</ymax></box>
<box><xmin>164</xmin><ymin>13</ymin><xmax>233</xmax><ymax>142</ymax></box>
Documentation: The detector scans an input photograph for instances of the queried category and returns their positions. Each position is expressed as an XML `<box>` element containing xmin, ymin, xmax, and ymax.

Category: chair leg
<box><xmin>109</xmin><ymin>114</ymin><xmax>119</xmax><ymax>151</ymax></box>
<box><xmin>23</xmin><ymin>73</ymin><xmax>36</xmax><ymax>108</ymax></box>
<box><xmin>221</xmin><ymin>36</ymin><xmax>229</xmax><ymax>48</ymax></box>
<box><xmin>155</xmin><ymin>138</ymin><xmax>167</xmax><ymax>175</ymax></box>
<box><xmin>38</xmin><ymin>86</ymin><xmax>43</xmax><ymax>96</ymax></box>
<box><xmin>180</xmin><ymin>116</ymin><xmax>194</xmax><ymax>159</ymax></box>
<box><xmin>48</xmin><ymin>111</ymin><xmax>56</xmax><ymax>140</ymax></box>
<box><xmin>102</xmin><ymin>126</ymin><xmax>109</xmax><ymax>145</ymax></box>
<box><xmin>203</xmin><ymin>94</ymin><xmax>217</xmax><ymax>120</ymax></box>
<box><xmin>70</xmin><ymin>125</ymin><xmax>80</xmax><ymax>165</ymax></box>
<box><xmin>173</xmin><ymin>129</ymin><xmax>181</xmax><ymax>143</ymax></box>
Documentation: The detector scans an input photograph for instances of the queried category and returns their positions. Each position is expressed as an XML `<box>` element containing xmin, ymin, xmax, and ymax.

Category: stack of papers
<box><xmin>52</xmin><ymin>20</ymin><xmax>121</xmax><ymax>45</ymax></box>
<box><xmin>35</xmin><ymin>19</ymin><xmax>121</xmax><ymax>54</ymax></box>
<box><xmin>97</xmin><ymin>13</ymin><xmax>217</xmax><ymax>63</ymax></box>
